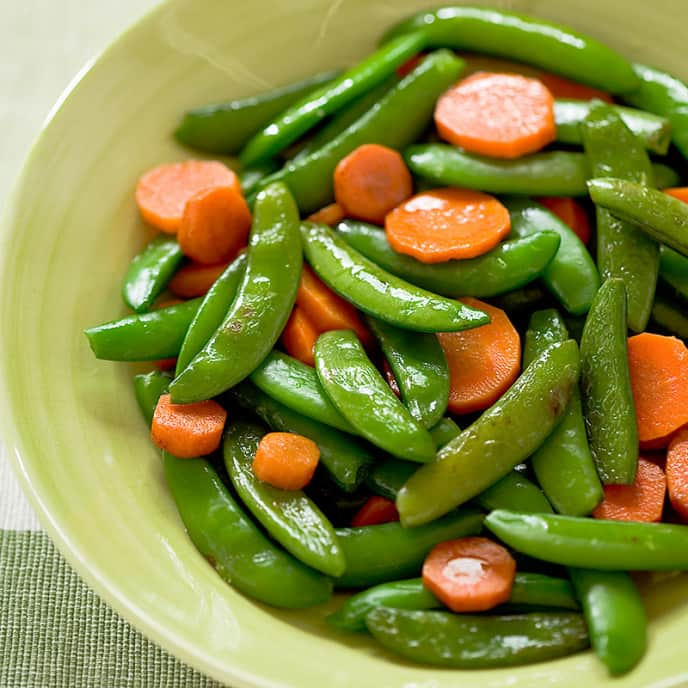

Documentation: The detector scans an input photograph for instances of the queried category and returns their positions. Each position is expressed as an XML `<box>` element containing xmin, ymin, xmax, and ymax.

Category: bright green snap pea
<box><xmin>133</xmin><ymin>370</ymin><xmax>171</xmax><ymax>425</ymax></box>
<box><xmin>429</xmin><ymin>417</ymin><xmax>461</xmax><ymax>449</ymax></box>
<box><xmin>170</xmin><ymin>182</ymin><xmax>301</xmax><ymax>403</ymax></box>
<box><xmin>505</xmin><ymin>197</ymin><xmax>600</xmax><ymax>315</ymax></box>
<box><xmin>652</xmin><ymin>294</ymin><xmax>688</xmax><ymax>339</ymax></box>
<box><xmin>239</xmin><ymin>160</ymin><xmax>280</xmax><ymax>196</ymax></box>
<box><xmin>581</xmin><ymin>101</ymin><xmax>658</xmax><ymax>333</ymax></box>
<box><xmin>224</xmin><ymin>419</ymin><xmax>345</xmax><ymax>577</ymax></box>
<box><xmin>301</xmin><ymin>223</ymin><xmax>489</xmax><ymax>333</ymax></box>
<box><xmin>523</xmin><ymin>309</ymin><xmax>569</xmax><ymax>368</ymax></box>
<box><xmin>491</xmin><ymin>285</ymin><xmax>548</xmax><ymax>317</ymax></box>
<box><xmin>485</xmin><ymin>510</ymin><xmax>688</xmax><ymax>570</ymax></box>
<box><xmin>84</xmin><ymin>298</ymin><xmax>202</xmax><ymax>361</ymax></box>
<box><xmin>366</xmin><ymin>316</ymin><xmax>449</xmax><ymax>429</ymax></box>
<box><xmin>569</xmin><ymin>568</ymin><xmax>647</xmax><ymax>675</ymax></box>
<box><xmin>510</xmin><ymin>572</ymin><xmax>579</xmax><ymax>611</ymax></box>
<box><xmin>174</xmin><ymin>70</ymin><xmax>340</xmax><ymax>154</ymax></box>
<box><xmin>580</xmin><ymin>278</ymin><xmax>638</xmax><ymax>484</ymax></box>
<box><xmin>365</xmin><ymin>457</ymin><xmax>417</xmax><ymax>500</ymax></box>
<box><xmin>366</xmin><ymin>608</ymin><xmax>589</xmax><ymax>668</ymax></box>
<box><xmin>382</xmin><ymin>6</ymin><xmax>637</xmax><ymax>93</ymax></box>
<box><xmin>240</xmin><ymin>33</ymin><xmax>427</xmax><ymax>165</ymax></box>
<box><xmin>337</xmin><ymin>220</ymin><xmax>560</xmax><ymax>298</ymax></box>
<box><xmin>660</xmin><ymin>246</ymin><xmax>688</xmax><ymax>300</ymax></box>
<box><xmin>334</xmin><ymin>508</ymin><xmax>483</xmax><ymax>588</ymax></box>
<box><xmin>315</xmin><ymin>330</ymin><xmax>435</xmax><ymax>462</ymax></box>
<box><xmin>397</xmin><ymin>340</ymin><xmax>579</xmax><ymax>527</ymax></box>
<box><xmin>475</xmin><ymin>471</ymin><xmax>552</xmax><ymax>514</ymax></box>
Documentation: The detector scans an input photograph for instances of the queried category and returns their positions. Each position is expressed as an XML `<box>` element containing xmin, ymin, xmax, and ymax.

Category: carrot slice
<box><xmin>664</xmin><ymin>187</ymin><xmax>688</xmax><ymax>204</ymax></box>
<box><xmin>422</xmin><ymin>537</ymin><xmax>516</xmax><ymax>613</ymax></box>
<box><xmin>333</xmin><ymin>144</ymin><xmax>413</xmax><ymax>225</ymax></box>
<box><xmin>593</xmin><ymin>457</ymin><xmax>666</xmax><ymax>522</ymax></box>
<box><xmin>168</xmin><ymin>260</ymin><xmax>232</xmax><ymax>298</ymax></box>
<box><xmin>178</xmin><ymin>185</ymin><xmax>251</xmax><ymax>264</ymax></box>
<box><xmin>628</xmin><ymin>333</ymin><xmax>688</xmax><ymax>448</ymax></box>
<box><xmin>536</xmin><ymin>72</ymin><xmax>614</xmax><ymax>102</ymax></box>
<box><xmin>281</xmin><ymin>306</ymin><xmax>319</xmax><ymax>366</ymax></box>
<box><xmin>351</xmin><ymin>496</ymin><xmax>400</xmax><ymax>527</ymax></box>
<box><xmin>307</xmin><ymin>203</ymin><xmax>346</xmax><ymax>226</ymax></box>
<box><xmin>252</xmin><ymin>431</ymin><xmax>320</xmax><ymax>490</ymax></box>
<box><xmin>536</xmin><ymin>196</ymin><xmax>592</xmax><ymax>245</ymax></box>
<box><xmin>385</xmin><ymin>188</ymin><xmax>511</xmax><ymax>263</ymax></box>
<box><xmin>151</xmin><ymin>393</ymin><xmax>226</xmax><ymax>458</ymax></box>
<box><xmin>135</xmin><ymin>160</ymin><xmax>239</xmax><ymax>233</ymax></box>
<box><xmin>667</xmin><ymin>428</ymin><xmax>688</xmax><ymax>520</ymax></box>
<box><xmin>382</xmin><ymin>358</ymin><xmax>401</xmax><ymax>398</ymax></box>
<box><xmin>434</xmin><ymin>72</ymin><xmax>556</xmax><ymax>159</ymax></box>
<box><xmin>437</xmin><ymin>298</ymin><xmax>520</xmax><ymax>415</ymax></box>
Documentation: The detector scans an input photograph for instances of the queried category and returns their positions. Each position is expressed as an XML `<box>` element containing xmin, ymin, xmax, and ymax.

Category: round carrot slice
<box><xmin>667</xmin><ymin>428</ymin><xmax>688</xmax><ymax>521</ymax></box>
<box><xmin>253</xmin><ymin>432</ymin><xmax>320</xmax><ymax>490</ymax></box>
<box><xmin>536</xmin><ymin>196</ymin><xmax>592</xmax><ymax>245</ymax></box>
<box><xmin>168</xmin><ymin>260</ymin><xmax>232</xmax><ymax>298</ymax></box>
<box><xmin>422</xmin><ymin>537</ymin><xmax>516</xmax><ymax>613</ymax></box>
<box><xmin>351</xmin><ymin>496</ymin><xmax>400</xmax><ymax>527</ymax></box>
<box><xmin>385</xmin><ymin>188</ymin><xmax>510</xmax><ymax>263</ymax></box>
<box><xmin>434</xmin><ymin>72</ymin><xmax>556</xmax><ymax>159</ymax></box>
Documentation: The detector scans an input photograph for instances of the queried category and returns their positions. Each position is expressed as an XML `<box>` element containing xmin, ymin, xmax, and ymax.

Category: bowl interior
<box><xmin>3</xmin><ymin>0</ymin><xmax>688</xmax><ymax>686</ymax></box>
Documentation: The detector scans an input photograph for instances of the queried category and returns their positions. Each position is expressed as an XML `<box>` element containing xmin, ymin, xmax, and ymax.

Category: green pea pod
<box><xmin>174</xmin><ymin>70</ymin><xmax>340</xmax><ymax>154</ymax></box>
<box><xmin>249</xmin><ymin>351</ymin><xmax>356</xmax><ymax>433</ymax></box>
<box><xmin>588</xmin><ymin>178</ymin><xmax>688</xmax><ymax>257</ymax></box>
<box><xmin>554</xmin><ymin>99</ymin><xmax>671</xmax><ymax>154</ymax></box>
<box><xmin>510</xmin><ymin>572</ymin><xmax>579</xmax><ymax>611</ymax></box>
<box><xmin>581</xmin><ymin>101</ymin><xmax>659</xmax><ymax>332</ymax></box>
<box><xmin>429</xmin><ymin>417</ymin><xmax>461</xmax><ymax>449</ymax></box>
<box><xmin>239</xmin><ymin>160</ymin><xmax>280</xmax><ymax>196</ymax></box>
<box><xmin>337</xmin><ymin>220</ymin><xmax>560</xmax><ymax>298</ymax></box>
<box><xmin>397</xmin><ymin>339</ymin><xmax>579</xmax><ymax>527</ymax></box>
<box><xmin>580</xmin><ymin>278</ymin><xmax>638</xmax><ymax>484</ymax></box>
<box><xmin>315</xmin><ymin>330</ymin><xmax>435</xmax><ymax>462</ymax></box>
<box><xmin>224</xmin><ymin>419</ymin><xmax>345</xmax><ymax>577</ymax></box>
<box><xmin>366</xmin><ymin>608</ymin><xmax>588</xmax><ymax>668</ymax></box>
<box><xmin>301</xmin><ymin>223</ymin><xmax>489</xmax><ymax>333</ymax></box>
<box><xmin>122</xmin><ymin>236</ymin><xmax>183</xmax><ymax>313</ymax></box>
<box><xmin>133</xmin><ymin>370</ymin><xmax>172</xmax><ymax>425</ymax></box>
<box><xmin>475</xmin><ymin>471</ymin><xmax>553</xmax><ymax>514</ymax></box>
<box><xmin>365</xmin><ymin>457</ymin><xmax>418</xmax><ymax>500</ymax></box>
<box><xmin>334</xmin><ymin>508</ymin><xmax>483</xmax><ymax>588</ymax></box>
<box><xmin>175</xmin><ymin>252</ymin><xmax>248</xmax><ymax>375</ymax></box>
<box><xmin>525</xmin><ymin>310</ymin><xmax>603</xmax><ymax>516</ymax></box>
<box><xmin>84</xmin><ymin>298</ymin><xmax>202</xmax><ymax>361</ymax></box>
<box><xmin>170</xmin><ymin>182</ymin><xmax>302</xmax><ymax>403</ymax></box>
<box><xmin>366</xmin><ymin>316</ymin><xmax>449</xmax><ymax>429</ymax></box>
<box><xmin>404</xmin><ymin>145</ymin><xmax>678</xmax><ymax>196</ymax></box>
<box><xmin>652</xmin><ymin>294</ymin><xmax>688</xmax><ymax>339</ymax></box>
<box><xmin>484</xmin><ymin>510</ymin><xmax>688</xmax><ymax>570</ymax></box>
<box><xmin>382</xmin><ymin>6</ymin><xmax>637</xmax><ymax>93</ymax></box>
<box><xmin>255</xmin><ymin>49</ymin><xmax>464</xmax><ymax>213</ymax></box>
<box><xmin>228</xmin><ymin>380</ymin><xmax>374</xmax><ymax>492</ymax></box>
<box><xmin>505</xmin><ymin>197</ymin><xmax>600</xmax><ymax>315</ymax></box>
<box><xmin>660</xmin><ymin>246</ymin><xmax>688</xmax><ymax>300</ymax></box>
<box><xmin>491</xmin><ymin>285</ymin><xmax>548</xmax><ymax>317</ymax></box>
<box><xmin>569</xmin><ymin>568</ymin><xmax>647</xmax><ymax>675</ymax></box>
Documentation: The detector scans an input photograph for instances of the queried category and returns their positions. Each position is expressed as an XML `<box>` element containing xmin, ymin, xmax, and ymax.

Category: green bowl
<box><xmin>2</xmin><ymin>0</ymin><xmax>688</xmax><ymax>685</ymax></box>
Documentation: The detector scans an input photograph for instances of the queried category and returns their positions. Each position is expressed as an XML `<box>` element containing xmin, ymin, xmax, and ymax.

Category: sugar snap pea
<box><xmin>133</xmin><ymin>370</ymin><xmax>172</xmax><ymax>425</ymax></box>
<box><xmin>491</xmin><ymin>285</ymin><xmax>548</xmax><ymax>317</ymax></box>
<box><xmin>301</xmin><ymin>223</ymin><xmax>489</xmax><ymax>333</ymax></box>
<box><xmin>365</xmin><ymin>457</ymin><xmax>417</xmax><ymax>500</ymax></box>
<box><xmin>397</xmin><ymin>340</ymin><xmax>579</xmax><ymax>526</ymax></box>
<box><xmin>429</xmin><ymin>417</ymin><xmax>461</xmax><ymax>449</ymax></box>
<box><xmin>579</xmin><ymin>278</ymin><xmax>638</xmax><ymax>484</ymax></box>
<box><xmin>170</xmin><ymin>182</ymin><xmax>301</xmax><ymax>403</ymax></box>
<box><xmin>660</xmin><ymin>246</ymin><xmax>688</xmax><ymax>300</ymax></box>
<box><xmin>337</xmin><ymin>220</ymin><xmax>560</xmax><ymax>298</ymax></box>
<box><xmin>315</xmin><ymin>330</ymin><xmax>435</xmax><ymax>462</ymax></box>
<box><xmin>239</xmin><ymin>160</ymin><xmax>280</xmax><ymax>196</ymax></box>
<box><xmin>475</xmin><ymin>471</ymin><xmax>553</xmax><ymax>514</ymax></box>
<box><xmin>652</xmin><ymin>294</ymin><xmax>688</xmax><ymax>339</ymax></box>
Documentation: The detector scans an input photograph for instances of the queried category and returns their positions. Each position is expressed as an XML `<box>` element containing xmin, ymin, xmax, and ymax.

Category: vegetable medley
<box><xmin>85</xmin><ymin>4</ymin><xmax>688</xmax><ymax>675</ymax></box>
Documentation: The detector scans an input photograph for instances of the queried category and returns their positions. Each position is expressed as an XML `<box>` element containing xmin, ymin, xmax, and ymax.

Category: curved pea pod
<box><xmin>238</xmin><ymin>160</ymin><xmax>280</xmax><ymax>196</ymax></box>
<box><xmin>660</xmin><ymin>246</ymin><xmax>688</xmax><ymax>300</ymax></box>
<box><xmin>366</xmin><ymin>608</ymin><xmax>588</xmax><ymax>668</ymax></box>
<box><xmin>174</xmin><ymin>70</ymin><xmax>340</xmax><ymax>154</ymax></box>
<box><xmin>224</xmin><ymin>419</ymin><xmax>345</xmax><ymax>577</ymax></box>
<box><xmin>505</xmin><ymin>197</ymin><xmax>600</xmax><ymax>315</ymax></box>
<box><xmin>475</xmin><ymin>471</ymin><xmax>552</xmax><ymax>514</ymax></box>
<box><xmin>569</xmin><ymin>568</ymin><xmax>647</xmax><ymax>675</ymax></box>
<box><xmin>366</xmin><ymin>316</ymin><xmax>449</xmax><ymax>429</ymax></box>
<box><xmin>133</xmin><ymin>370</ymin><xmax>172</xmax><ymax>425</ymax></box>
<box><xmin>169</xmin><ymin>182</ymin><xmax>302</xmax><ymax>403</ymax></box>
<box><xmin>301</xmin><ymin>223</ymin><xmax>489</xmax><ymax>333</ymax></box>
<box><xmin>122</xmin><ymin>236</ymin><xmax>183</xmax><ymax>313</ymax></box>
<box><xmin>228</xmin><ymin>380</ymin><xmax>374</xmax><ymax>493</ymax></box>
<box><xmin>84</xmin><ymin>298</ymin><xmax>202</xmax><ymax>361</ymax></box>
<box><xmin>382</xmin><ymin>6</ymin><xmax>637</xmax><ymax>93</ymax></box>
<box><xmin>334</xmin><ymin>507</ymin><xmax>483</xmax><ymax>588</ymax></box>
<box><xmin>580</xmin><ymin>278</ymin><xmax>638</xmax><ymax>484</ymax></box>
<box><xmin>314</xmin><ymin>330</ymin><xmax>435</xmax><ymax>462</ymax></box>
<box><xmin>397</xmin><ymin>340</ymin><xmax>580</xmax><ymax>527</ymax></box>
<box><xmin>652</xmin><ymin>294</ymin><xmax>688</xmax><ymax>340</ymax></box>
<box><xmin>337</xmin><ymin>220</ymin><xmax>560</xmax><ymax>298</ymax></box>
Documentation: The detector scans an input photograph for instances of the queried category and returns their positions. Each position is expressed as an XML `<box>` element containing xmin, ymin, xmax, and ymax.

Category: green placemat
<box><xmin>0</xmin><ymin>531</ymin><xmax>224</xmax><ymax>688</ymax></box>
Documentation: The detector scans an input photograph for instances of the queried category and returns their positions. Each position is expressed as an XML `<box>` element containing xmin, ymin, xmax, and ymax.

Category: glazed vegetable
<box><xmin>659</xmin><ymin>246</ymin><xmax>688</xmax><ymax>301</ymax></box>
<box><xmin>239</xmin><ymin>160</ymin><xmax>281</xmax><ymax>196</ymax></box>
<box><xmin>306</xmin><ymin>203</ymin><xmax>346</xmax><ymax>226</ymax></box>
<box><xmin>351</xmin><ymin>496</ymin><xmax>399</xmax><ymax>527</ymax></box>
<box><xmin>652</xmin><ymin>294</ymin><xmax>688</xmax><ymax>339</ymax></box>
<box><xmin>252</xmin><ymin>431</ymin><xmax>321</xmax><ymax>491</ymax></box>
<box><xmin>429</xmin><ymin>417</ymin><xmax>461</xmax><ymax>449</ymax></box>
<box><xmin>280</xmin><ymin>307</ymin><xmax>319</xmax><ymax>366</ymax></box>
<box><xmin>537</xmin><ymin>196</ymin><xmax>591</xmax><ymax>245</ymax></box>
<box><xmin>475</xmin><ymin>471</ymin><xmax>553</xmax><ymax>514</ymax></box>
<box><xmin>133</xmin><ymin>370</ymin><xmax>172</xmax><ymax>425</ymax></box>
<box><xmin>168</xmin><ymin>260</ymin><xmax>232</xmax><ymax>299</ymax></box>
<box><xmin>667</xmin><ymin>428</ymin><xmax>688</xmax><ymax>520</ymax></box>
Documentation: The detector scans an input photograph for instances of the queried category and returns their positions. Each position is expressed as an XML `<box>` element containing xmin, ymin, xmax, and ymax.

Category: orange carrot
<box><xmin>422</xmin><ymin>537</ymin><xmax>516</xmax><ymax>613</ymax></box>
<box><xmin>385</xmin><ymin>188</ymin><xmax>511</xmax><ymax>263</ymax></box>
<box><xmin>434</xmin><ymin>72</ymin><xmax>556</xmax><ymax>159</ymax></box>
<box><xmin>593</xmin><ymin>457</ymin><xmax>666</xmax><ymax>522</ymax></box>
<box><xmin>168</xmin><ymin>260</ymin><xmax>232</xmax><ymax>298</ymax></box>
<box><xmin>151</xmin><ymin>393</ymin><xmax>226</xmax><ymax>458</ymax></box>
<box><xmin>135</xmin><ymin>160</ymin><xmax>240</xmax><ymax>233</ymax></box>
<box><xmin>664</xmin><ymin>187</ymin><xmax>688</xmax><ymax>204</ymax></box>
<box><xmin>307</xmin><ymin>203</ymin><xmax>346</xmax><ymax>226</ymax></box>
<box><xmin>382</xmin><ymin>359</ymin><xmax>401</xmax><ymax>398</ymax></box>
<box><xmin>628</xmin><ymin>333</ymin><xmax>688</xmax><ymax>448</ymax></box>
<box><xmin>536</xmin><ymin>72</ymin><xmax>614</xmax><ymax>102</ymax></box>
<box><xmin>178</xmin><ymin>185</ymin><xmax>251</xmax><ymax>265</ymax></box>
<box><xmin>252</xmin><ymin>431</ymin><xmax>320</xmax><ymax>490</ymax></box>
<box><xmin>333</xmin><ymin>144</ymin><xmax>413</xmax><ymax>225</ymax></box>
<box><xmin>351</xmin><ymin>496</ymin><xmax>400</xmax><ymax>527</ymax></box>
<box><xmin>536</xmin><ymin>196</ymin><xmax>592</xmax><ymax>245</ymax></box>
<box><xmin>437</xmin><ymin>298</ymin><xmax>520</xmax><ymax>415</ymax></box>
<box><xmin>281</xmin><ymin>306</ymin><xmax>319</xmax><ymax>366</ymax></box>
<box><xmin>667</xmin><ymin>428</ymin><xmax>688</xmax><ymax>521</ymax></box>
